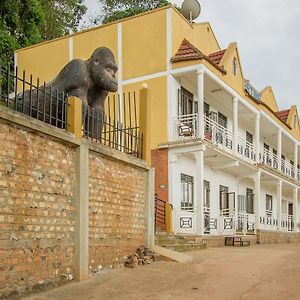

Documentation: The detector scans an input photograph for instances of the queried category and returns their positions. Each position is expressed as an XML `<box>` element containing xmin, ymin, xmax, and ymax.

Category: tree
<box><xmin>100</xmin><ymin>0</ymin><xmax>170</xmax><ymax>24</ymax></box>
<box><xmin>40</xmin><ymin>0</ymin><xmax>87</xmax><ymax>40</ymax></box>
<box><xmin>0</xmin><ymin>0</ymin><xmax>87</xmax><ymax>97</ymax></box>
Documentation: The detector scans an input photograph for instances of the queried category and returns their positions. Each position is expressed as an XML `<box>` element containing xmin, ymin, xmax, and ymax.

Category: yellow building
<box><xmin>15</xmin><ymin>5</ymin><xmax>300</xmax><ymax>239</ymax></box>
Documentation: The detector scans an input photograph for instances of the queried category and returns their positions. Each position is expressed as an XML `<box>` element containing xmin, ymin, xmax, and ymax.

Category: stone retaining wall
<box><xmin>0</xmin><ymin>107</ymin><xmax>151</xmax><ymax>298</ymax></box>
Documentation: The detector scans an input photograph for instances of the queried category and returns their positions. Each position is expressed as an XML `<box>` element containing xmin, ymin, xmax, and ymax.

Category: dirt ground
<box><xmin>20</xmin><ymin>243</ymin><xmax>300</xmax><ymax>300</ymax></box>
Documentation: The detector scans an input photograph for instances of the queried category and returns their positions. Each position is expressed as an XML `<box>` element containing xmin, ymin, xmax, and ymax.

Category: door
<box><xmin>220</xmin><ymin>185</ymin><xmax>229</xmax><ymax>215</ymax></box>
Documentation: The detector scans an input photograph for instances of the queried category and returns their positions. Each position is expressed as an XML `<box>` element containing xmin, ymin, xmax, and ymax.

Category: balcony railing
<box><xmin>173</xmin><ymin>113</ymin><xmax>198</xmax><ymax>140</ymax></box>
<box><xmin>204</xmin><ymin>116</ymin><xmax>233</xmax><ymax>151</ymax></box>
<box><xmin>204</xmin><ymin>116</ymin><xmax>257</xmax><ymax>163</ymax></box>
<box><xmin>258</xmin><ymin>147</ymin><xmax>297</xmax><ymax>179</ymax></box>
<box><xmin>173</xmin><ymin>114</ymin><xmax>299</xmax><ymax>180</ymax></box>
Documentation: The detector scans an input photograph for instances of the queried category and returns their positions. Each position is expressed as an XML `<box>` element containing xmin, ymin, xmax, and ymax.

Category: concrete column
<box><xmin>293</xmin><ymin>188</ymin><xmax>299</xmax><ymax>232</ymax></box>
<box><xmin>144</xmin><ymin>168</ymin><xmax>155</xmax><ymax>247</ymax></box>
<box><xmin>294</xmin><ymin>143</ymin><xmax>298</xmax><ymax>180</ymax></box>
<box><xmin>139</xmin><ymin>87</ymin><xmax>150</xmax><ymax>163</ymax></box>
<box><xmin>67</xmin><ymin>96</ymin><xmax>83</xmax><ymax>140</ymax></box>
<box><xmin>277</xmin><ymin>129</ymin><xmax>282</xmax><ymax>171</ymax></box>
<box><xmin>232</xmin><ymin>97</ymin><xmax>239</xmax><ymax>154</ymax></box>
<box><xmin>197</xmin><ymin>66</ymin><xmax>205</xmax><ymax>140</ymax></box>
<box><xmin>75</xmin><ymin>142</ymin><xmax>89</xmax><ymax>282</ymax></box>
<box><xmin>255</xmin><ymin>114</ymin><xmax>260</xmax><ymax>163</ymax></box>
<box><xmin>277</xmin><ymin>180</ymin><xmax>282</xmax><ymax>231</ymax></box>
<box><xmin>254</xmin><ymin>171</ymin><xmax>261</xmax><ymax>230</ymax></box>
<box><xmin>195</xmin><ymin>149</ymin><xmax>205</xmax><ymax>235</ymax></box>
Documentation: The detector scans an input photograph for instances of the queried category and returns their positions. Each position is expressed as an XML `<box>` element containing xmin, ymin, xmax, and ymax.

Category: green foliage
<box><xmin>100</xmin><ymin>0</ymin><xmax>170</xmax><ymax>24</ymax></box>
<box><xmin>40</xmin><ymin>0</ymin><xmax>87</xmax><ymax>40</ymax></box>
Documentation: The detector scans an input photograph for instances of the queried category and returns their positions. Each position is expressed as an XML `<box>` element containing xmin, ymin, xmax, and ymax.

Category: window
<box><xmin>204</xmin><ymin>180</ymin><xmax>210</xmax><ymax>208</ymax></box>
<box><xmin>220</xmin><ymin>185</ymin><xmax>229</xmax><ymax>212</ymax></box>
<box><xmin>179</xmin><ymin>87</ymin><xmax>197</xmax><ymax>116</ymax></box>
<box><xmin>266</xmin><ymin>194</ymin><xmax>273</xmax><ymax>216</ymax></box>
<box><xmin>218</xmin><ymin>112</ymin><xmax>227</xmax><ymax>128</ymax></box>
<box><xmin>181</xmin><ymin>174</ymin><xmax>194</xmax><ymax>211</ymax></box>
<box><xmin>232</xmin><ymin>57</ymin><xmax>238</xmax><ymax>76</ymax></box>
<box><xmin>294</xmin><ymin>115</ymin><xmax>297</xmax><ymax>129</ymax></box>
<box><xmin>246</xmin><ymin>188</ymin><xmax>254</xmax><ymax>214</ymax></box>
<box><xmin>204</xmin><ymin>102</ymin><xmax>210</xmax><ymax>118</ymax></box>
<box><xmin>246</xmin><ymin>132</ymin><xmax>253</xmax><ymax>145</ymax></box>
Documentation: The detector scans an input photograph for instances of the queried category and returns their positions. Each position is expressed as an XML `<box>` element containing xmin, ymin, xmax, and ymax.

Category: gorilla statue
<box><xmin>17</xmin><ymin>47</ymin><xmax>118</xmax><ymax>131</ymax></box>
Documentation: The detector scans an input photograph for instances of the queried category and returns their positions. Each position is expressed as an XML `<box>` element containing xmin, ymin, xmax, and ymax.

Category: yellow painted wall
<box><xmin>286</xmin><ymin>106</ymin><xmax>300</xmax><ymax>139</ymax></box>
<box><xmin>171</xmin><ymin>9</ymin><xmax>220</xmax><ymax>57</ymax></box>
<box><xmin>122</xmin><ymin>9</ymin><xmax>167</xmax><ymax>80</ymax></box>
<box><xmin>73</xmin><ymin>24</ymin><xmax>118</xmax><ymax>62</ymax></box>
<box><xmin>123</xmin><ymin>76</ymin><xmax>167</xmax><ymax>164</ymax></box>
<box><xmin>16</xmin><ymin>38</ymin><xmax>69</xmax><ymax>85</ymax></box>
<box><xmin>261</xmin><ymin>86</ymin><xmax>279</xmax><ymax>112</ymax></box>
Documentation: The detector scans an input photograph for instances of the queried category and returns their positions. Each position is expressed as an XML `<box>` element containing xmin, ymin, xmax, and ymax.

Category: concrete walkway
<box><xmin>20</xmin><ymin>243</ymin><xmax>300</xmax><ymax>300</ymax></box>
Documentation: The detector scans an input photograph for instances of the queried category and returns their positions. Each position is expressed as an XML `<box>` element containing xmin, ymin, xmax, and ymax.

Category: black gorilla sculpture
<box><xmin>17</xmin><ymin>47</ymin><xmax>118</xmax><ymax>130</ymax></box>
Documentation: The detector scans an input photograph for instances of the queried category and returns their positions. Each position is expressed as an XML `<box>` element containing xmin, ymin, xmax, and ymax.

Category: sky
<box><xmin>83</xmin><ymin>0</ymin><xmax>300</xmax><ymax>111</ymax></box>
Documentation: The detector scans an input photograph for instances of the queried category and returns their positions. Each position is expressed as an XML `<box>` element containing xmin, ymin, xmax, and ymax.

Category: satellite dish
<box><xmin>181</xmin><ymin>0</ymin><xmax>201</xmax><ymax>22</ymax></box>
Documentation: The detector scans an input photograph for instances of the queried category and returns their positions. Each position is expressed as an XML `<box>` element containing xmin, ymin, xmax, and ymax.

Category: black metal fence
<box><xmin>155</xmin><ymin>194</ymin><xmax>166</xmax><ymax>232</ymax></box>
<box><xmin>0</xmin><ymin>63</ymin><xmax>144</xmax><ymax>159</ymax></box>
<box><xmin>0</xmin><ymin>63</ymin><xmax>68</xmax><ymax>129</ymax></box>
<box><xmin>83</xmin><ymin>104</ymin><xmax>143</xmax><ymax>159</ymax></box>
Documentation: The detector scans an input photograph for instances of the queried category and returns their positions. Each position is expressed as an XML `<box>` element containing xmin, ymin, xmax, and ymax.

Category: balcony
<box><xmin>204</xmin><ymin>116</ymin><xmax>257</xmax><ymax>163</ymax></box>
<box><xmin>258</xmin><ymin>147</ymin><xmax>297</xmax><ymax>180</ymax></box>
<box><xmin>173</xmin><ymin>113</ymin><xmax>199</xmax><ymax>140</ymax></box>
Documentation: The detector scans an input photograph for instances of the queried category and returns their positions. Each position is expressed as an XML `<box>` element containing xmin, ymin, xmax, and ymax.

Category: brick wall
<box><xmin>89</xmin><ymin>152</ymin><xmax>146</xmax><ymax>271</ymax></box>
<box><xmin>0</xmin><ymin>122</ymin><xmax>76</xmax><ymax>298</ymax></box>
<box><xmin>0</xmin><ymin>109</ymin><xmax>150</xmax><ymax>298</ymax></box>
<box><xmin>151</xmin><ymin>149</ymin><xmax>168</xmax><ymax>231</ymax></box>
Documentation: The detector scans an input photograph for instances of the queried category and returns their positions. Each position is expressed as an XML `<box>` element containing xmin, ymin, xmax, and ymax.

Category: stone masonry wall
<box><xmin>0</xmin><ymin>108</ymin><xmax>150</xmax><ymax>298</ymax></box>
<box><xmin>89</xmin><ymin>151</ymin><xmax>146</xmax><ymax>271</ymax></box>
<box><xmin>257</xmin><ymin>230</ymin><xmax>300</xmax><ymax>244</ymax></box>
<box><xmin>0</xmin><ymin>121</ymin><xmax>76</xmax><ymax>298</ymax></box>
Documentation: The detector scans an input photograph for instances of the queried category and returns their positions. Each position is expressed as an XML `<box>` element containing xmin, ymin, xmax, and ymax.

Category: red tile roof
<box><xmin>275</xmin><ymin>109</ymin><xmax>290</xmax><ymax>123</ymax></box>
<box><xmin>172</xmin><ymin>39</ymin><xmax>205</xmax><ymax>62</ymax></box>
<box><xmin>208</xmin><ymin>49</ymin><xmax>226</xmax><ymax>65</ymax></box>
<box><xmin>171</xmin><ymin>39</ymin><xmax>226</xmax><ymax>74</ymax></box>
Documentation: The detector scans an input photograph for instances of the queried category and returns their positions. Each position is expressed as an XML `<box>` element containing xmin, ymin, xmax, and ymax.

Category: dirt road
<box><xmin>20</xmin><ymin>243</ymin><xmax>300</xmax><ymax>300</ymax></box>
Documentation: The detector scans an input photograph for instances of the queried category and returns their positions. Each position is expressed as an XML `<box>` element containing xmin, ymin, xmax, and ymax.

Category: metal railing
<box><xmin>83</xmin><ymin>106</ymin><xmax>143</xmax><ymax>159</ymax></box>
<box><xmin>258</xmin><ymin>146</ymin><xmax>296</xmax><ymax>179</ymax></box>
<box><xmin>154</xmin><ymin>195</ymin><xmax>166</xmax><ymax>232</ymax></box>
<box><xmin>204</xmin><ymin>116</ymin><xmax>234</xmax><ymax>151</ymax></box>
<box><xmin>173</xmin><ymin>113</ymin><xmax>198</xmax><ymax>140</ymax></box>
<box><xmin>0</xmin><ymin>64</ymin><xmax>68</xmax><ymax>129</ymax></box>
<box><xmin>236</xmin><ymin>136</ymin><xmax>257</xmax><ymax>162</ymax></box>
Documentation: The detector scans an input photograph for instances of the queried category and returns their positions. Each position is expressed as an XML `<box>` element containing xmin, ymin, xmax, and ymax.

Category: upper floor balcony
<box><xmin>173</xmin><ymin>111</ymin><xmax>300</xmax><ymax>181</ymax></box>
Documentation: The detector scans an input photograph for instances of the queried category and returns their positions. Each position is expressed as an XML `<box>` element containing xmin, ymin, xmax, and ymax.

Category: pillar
<box><xmin>67</xmin><ymin>96</ymin><xmax>83</xmax><ymax>139</ymax></box>
<box><xmin>197</xmin><ymin>66</ymin><xmax>205</xmax><ymax>139</ymax></box>
<box><xmin>139</xmin><ymin>87</ymin><xmax>150</xmax><ymax>163</ymax></box>
<box><xmin>294</xmin><ymin>143</ymin><xmax>298</xmax><ymax>180</ymax></box>
<box><xmin>144</xmin><ymin>168</ymin><xmax>155</xmax><ymax>247</ymax></box>
<box><xmin>195</xmin><ymin>148</ymin><xmax>205</xmax><ymax>235</ymax></box>
<box><xmin>254</xmin><ymin>171</ymin><xmax>261</xmax><ymax>229</ymax></box>
<box><xmin>277</xmin><ymin>180</ymin><xmax>282</xmax><ymax>231</ymax></box>
<box><xmin>232</xmin><ymin>97</ymin><xmax>238</xmax><ymax>154</ymax></box>
<box><xmin>277</xmin><ymin>129</ymin><xmax>282</xmax><ymax>171</ymax></box>
<box><xmin>293</xmin><ymin>188</ymin><xmax>299</xmax><ymax>232</ymax></box>
<box><xmin>255</xmin><ymin>114</ymin><xmax>260</xmax><ymax>163</ymax></box>
<box><xmin>75</xmin><ymin>142</ymin><xmax>89</xmax><ymax>282</ymax></box>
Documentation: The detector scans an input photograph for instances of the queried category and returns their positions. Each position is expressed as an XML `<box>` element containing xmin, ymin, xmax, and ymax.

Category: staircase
<box><xmin>155</xmin><ymin>233</ymin><xmax>207</xmax><ymax>252</ymax></box>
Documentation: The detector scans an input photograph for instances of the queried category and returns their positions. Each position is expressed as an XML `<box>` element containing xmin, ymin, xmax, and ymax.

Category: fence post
<box><xmin>165</xmin><ymin>203</ymin><xmax>173</xmax><ymax>234</ymax></box>
<box><xmin>67</xmin><ymin>96</ymin><xmax>83</xmax><ymax>139</ymax></box>
<box><xmin>139</xmin><ymin>86</ymin><xmax>150</xmax><ymax>163</ymax></box>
